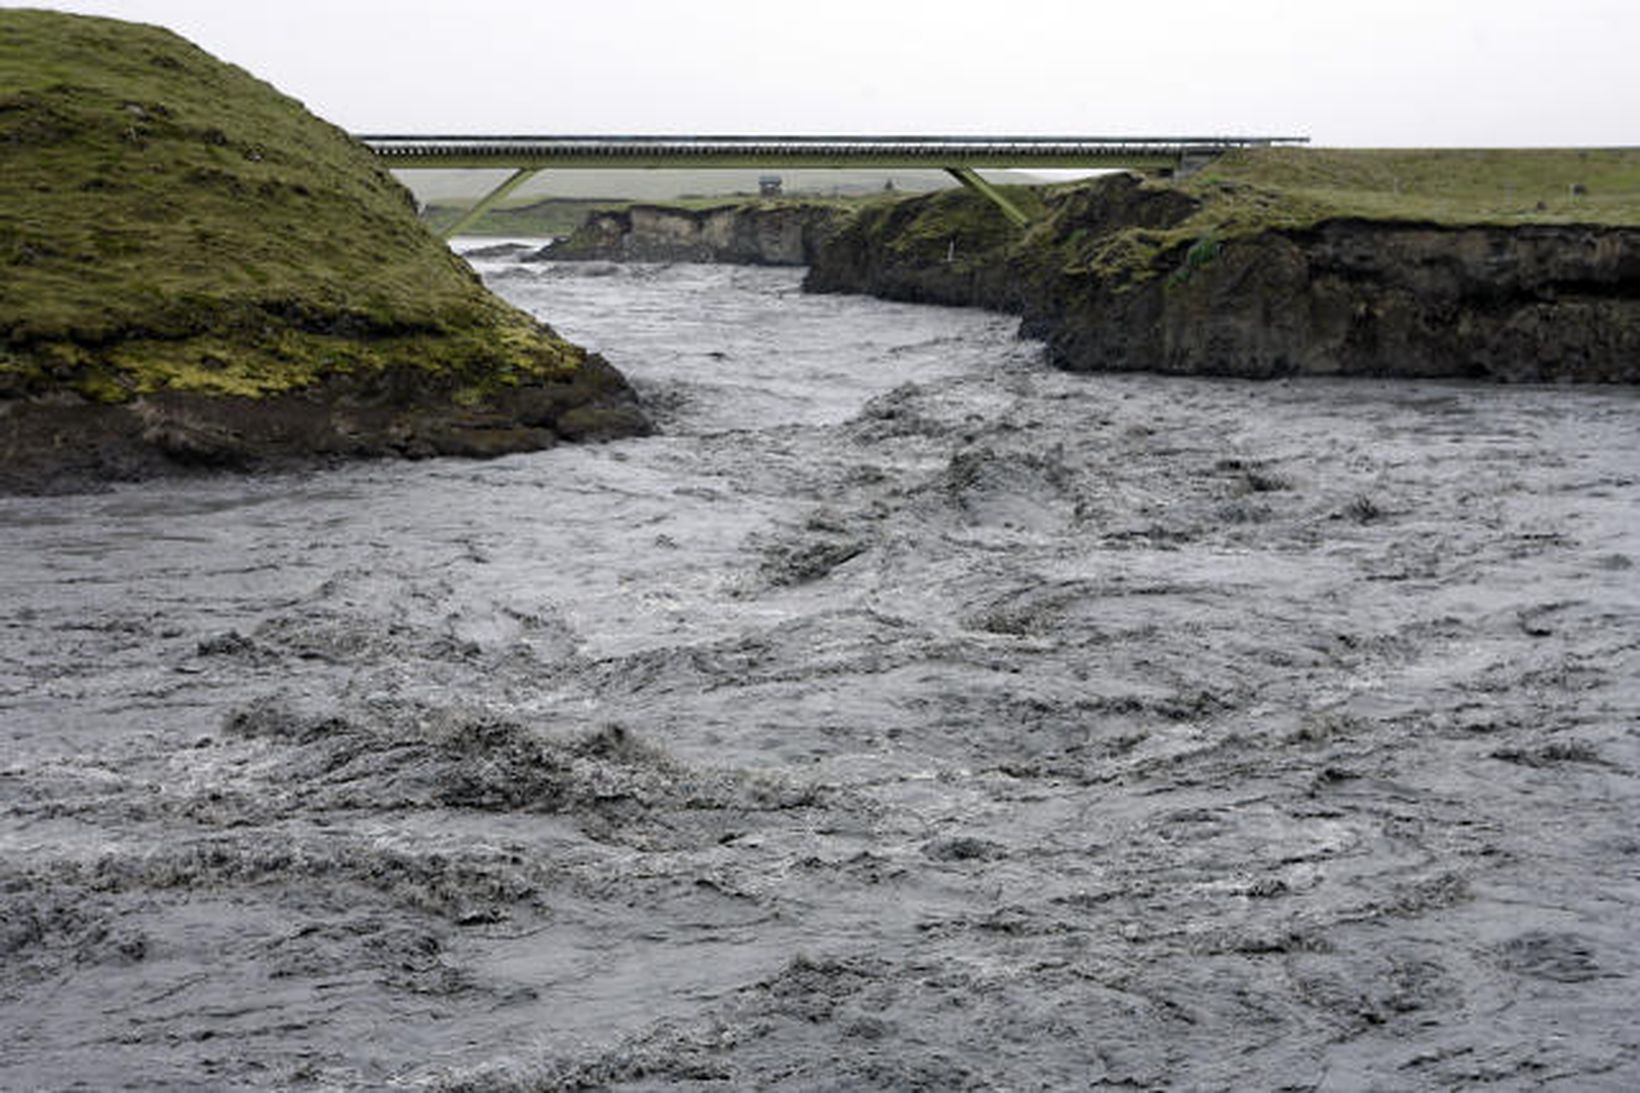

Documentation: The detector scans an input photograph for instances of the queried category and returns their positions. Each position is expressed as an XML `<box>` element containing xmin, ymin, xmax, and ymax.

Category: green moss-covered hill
<box><xmin>0</xmin><ymin>10</ymin><xmax>646</xmax><ymax>488</ymax></box>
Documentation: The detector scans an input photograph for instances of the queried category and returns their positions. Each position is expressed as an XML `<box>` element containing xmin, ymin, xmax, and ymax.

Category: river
<box><xmin>3</xmin><ymin>256</ymin><xmax>1639</xmax><ymax>1088</ymax></box>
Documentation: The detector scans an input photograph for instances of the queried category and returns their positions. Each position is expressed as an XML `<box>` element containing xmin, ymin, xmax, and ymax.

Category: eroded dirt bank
<box><xmin>0</xmin><ymin>352</ymin><xmax>648</xmax><ymax>495</ymax></box>
<box><xmin>806</xmin><ymin>173</ymin><xmax>1640</xmax><ymax>382</ymax></box>
<box><xmin>3</xmin><ymin>262</ymin><xmax>1638</xmax><ymax>1088</ymax></box>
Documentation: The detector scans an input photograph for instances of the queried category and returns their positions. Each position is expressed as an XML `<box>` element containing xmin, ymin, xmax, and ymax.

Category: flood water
<box><xmin>4</xmin><ymin>255</ymin><xmax>1639</xmax><ymax>1089</ymax></box>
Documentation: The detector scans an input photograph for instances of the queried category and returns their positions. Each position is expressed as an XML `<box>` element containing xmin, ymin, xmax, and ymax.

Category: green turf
<box><xmin>1026</xmin><ymin>146</ymin><xmax>1640</xmax><ymax>289</ymax></box>
<box><xmin>0</xmin><ymin>9</ymin><xmax>587</xmax><ymax>401</ymax></box>
<box><xmin>1191</xmin><ymin>147</ymin><xmax>1640</xmax><ymax>229</ymax></box>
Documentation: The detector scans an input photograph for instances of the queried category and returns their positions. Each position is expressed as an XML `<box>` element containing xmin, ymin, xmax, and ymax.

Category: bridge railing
<box><xmin>359</xmin><ymin>134</ymin><xmax>1307</xmax><ymax>163</ymax></box>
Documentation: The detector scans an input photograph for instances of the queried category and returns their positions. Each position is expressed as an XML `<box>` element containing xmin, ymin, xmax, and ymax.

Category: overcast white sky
<box><xmin>25</xmin><ymin>0</ymin><xmax>1640</xmax><ymax>146</ymax></box>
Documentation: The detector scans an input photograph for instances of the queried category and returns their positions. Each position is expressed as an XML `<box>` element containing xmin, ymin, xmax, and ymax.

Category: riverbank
<box><xmin>806</xmin><ymin>149</ymin><xmax>1640</xmax><ymax>382</ymax></box>
<box><xmin>0</xmin><ymin>12</ymin><xmax>647</xmax><ymax>493</ymax></box>
<box><xmin>544</xmin><ymin>200</ymin><xmax>853</xmax><ymax>265</ymax></box>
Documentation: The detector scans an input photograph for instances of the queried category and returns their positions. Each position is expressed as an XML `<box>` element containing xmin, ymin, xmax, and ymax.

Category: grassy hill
<box><xmin>0</xmin><ymin>10</ymin><xmax>621</xmax><ymax>408</ymax></box>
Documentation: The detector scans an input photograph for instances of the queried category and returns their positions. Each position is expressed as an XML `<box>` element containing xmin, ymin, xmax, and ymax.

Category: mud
<box><xmin>3</xmin><ymin>257</ymin><xmax>1638</xmax><ymax>1089</ymax></box>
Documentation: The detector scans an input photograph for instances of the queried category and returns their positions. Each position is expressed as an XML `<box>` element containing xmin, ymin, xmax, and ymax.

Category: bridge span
<box><xmin>356</xmin><ymin>134</ymin><xmax>1308</xmax><ymax>237</ymax></box>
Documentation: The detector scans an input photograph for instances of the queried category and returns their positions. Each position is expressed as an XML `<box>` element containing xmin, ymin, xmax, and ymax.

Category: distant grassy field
<box><xmin>425</xmin><ymin>190</ymin><xmax>930</xmax><ymax>238</ymax></box>
<box><xmin>423</xmin><ymin>197</ymin><xmax>624</xmax><ymax>238</ymax></box>
<box><xmin>1186</xmin><ymin>147</ymin><xmax>1640</xmax><ymax>232</ymax></box>
<box><xmin>396</xmin><ymin>166</ymin><xmax>989</xmax><ymax>207</ymax></box>
<box><xmin>407</xmin><ymin>167</ymin><xmax>1052</xmax><ymax>236</ymax></box>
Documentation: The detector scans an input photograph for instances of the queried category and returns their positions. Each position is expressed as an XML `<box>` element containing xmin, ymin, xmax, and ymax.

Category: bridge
<box><xmin>357</xmin><ymin>134</ymin><xmax>1309</xmax><ymax>237</ymax></box>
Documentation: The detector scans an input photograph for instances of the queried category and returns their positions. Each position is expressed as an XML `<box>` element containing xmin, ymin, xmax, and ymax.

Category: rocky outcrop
<box><xmin>547</xmin><ymin>203</ymin><xmax>845</xmax><ymax>265</ymax></box>
<box><xmin>806</xmin><ymin>173</ymin><xmax>1640</xmax><ymax>383</ymax></box>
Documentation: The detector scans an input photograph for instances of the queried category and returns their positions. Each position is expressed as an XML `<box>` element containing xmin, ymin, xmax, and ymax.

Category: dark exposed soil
<box><xmin>0</xmin><ymin>353</ymin><xmax>648</xmax><ymax>495</ymax></box>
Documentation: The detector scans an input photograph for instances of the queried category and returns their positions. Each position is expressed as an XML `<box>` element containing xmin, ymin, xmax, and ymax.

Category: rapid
<box><xmin>3</xmin><ymin>256</ymin><xmax>1638</xmax><ymax>1088</ymax></box>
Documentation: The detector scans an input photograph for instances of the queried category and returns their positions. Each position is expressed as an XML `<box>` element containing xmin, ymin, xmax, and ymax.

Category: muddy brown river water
<box><xmin>3</xmin><ymin>257</ymin><xmax>1639</xmax><ymax>1089</ymax></box>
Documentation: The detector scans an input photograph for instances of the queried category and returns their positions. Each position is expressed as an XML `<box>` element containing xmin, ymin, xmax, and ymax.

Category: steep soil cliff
<box><xmin>1042</xmin><ymin>217</ymin><xmax>1640</xmax><ymax>381</ymax></box>
<box><xmin>0</xmin><ymin>11</ymin><xmax>647</xmax><ymax>492</ymax></box>
<box><xmin>548</xmin><ymin>202</ymin><xmax>846</xmax><ymax>265</ymax></box>
<box><xmin>807</xmin><ymin>153</ymin><xmax>1640</xmax><ymax>382</ymax></box>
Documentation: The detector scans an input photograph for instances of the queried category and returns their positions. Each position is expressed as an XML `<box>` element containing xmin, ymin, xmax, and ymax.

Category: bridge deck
<box><xmin>358</xmin><ymin>134</ymin><xmax>1306</xmax><ymax>171</ymax></box>
<box><xmin>361</xmin><ymin>134</ymin><xmax>1309</xmax><ymax>237</ymax></box>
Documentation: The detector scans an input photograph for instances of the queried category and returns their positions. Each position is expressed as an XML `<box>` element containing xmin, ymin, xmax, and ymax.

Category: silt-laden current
<box><xmin>3</xmin><ymin>257</ymin><xmax>1639</xmax><ymax>1089</ymax></box>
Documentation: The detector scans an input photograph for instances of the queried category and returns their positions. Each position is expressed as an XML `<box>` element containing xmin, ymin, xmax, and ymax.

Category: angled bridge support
<box><xmin>944</xmin><ymin>167</ymin><xmax>1030</xmax><ymax>228</ymax></box>
<box><xmin>438</xmin><ymin>167</ymin><xmax>540</xmax><ymax>239</ymax></box>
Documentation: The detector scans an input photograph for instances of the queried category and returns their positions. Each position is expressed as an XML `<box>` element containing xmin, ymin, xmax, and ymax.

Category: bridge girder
<box><xmin>370</xmin><ymin>152</ymin><xmax>1185</xmax><ymax>171</ymax></box>
<box><xmin>358</xmin><ymin>135</ymin><xmax>1307</xmax><ymax>237</ymax></box>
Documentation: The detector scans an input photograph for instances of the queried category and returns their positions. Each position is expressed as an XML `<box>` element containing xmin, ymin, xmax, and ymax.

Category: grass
<box><xmin>831</xmin><ymin>183</ymin><xmax>1050</xmax><ymax>272</ymax></box>
<box><xmin>1028</xmin><ymin>146</ymin><xmax>1640</xmax><ymax>289</ymax></box>
<box><xmin>0</xmin><ymin>10</ymin><xmax>587</xmax><ymax>401</ymax></box>
<box><xmin>813</xmin><ymin>146</ymin><xmax>1640</xmax><ymax>306</ymax></box>
<box><xmin>1190</xmin><ymin>147</ymin><xmax>1640</xmax><ymax>229</ymax></box>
